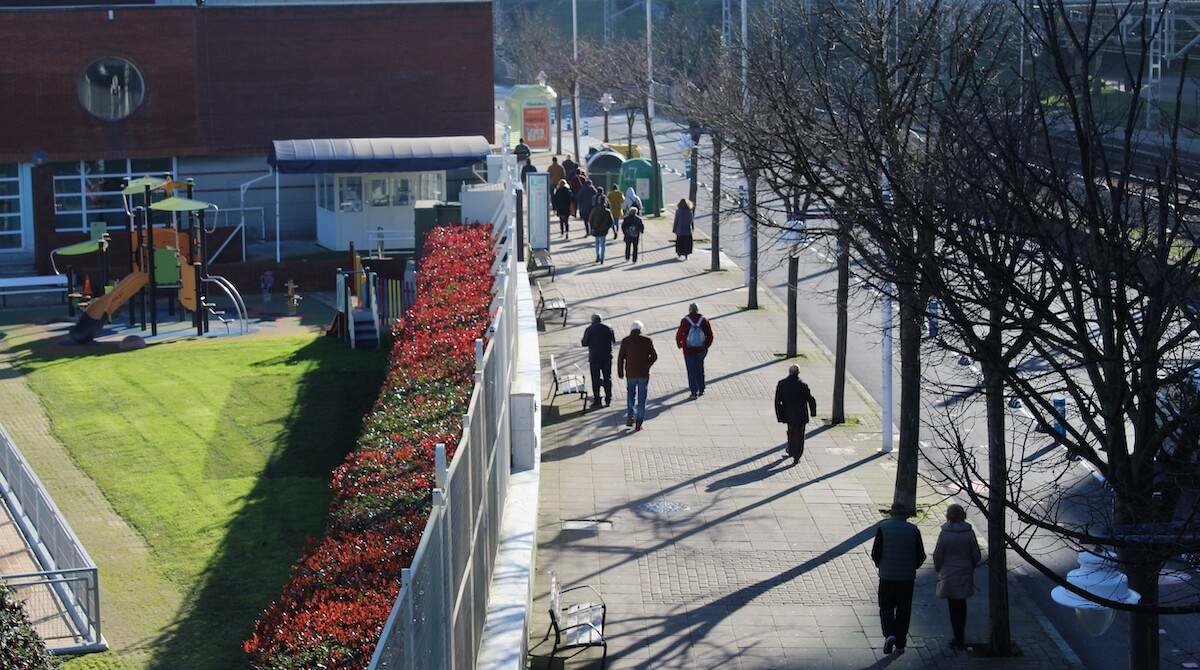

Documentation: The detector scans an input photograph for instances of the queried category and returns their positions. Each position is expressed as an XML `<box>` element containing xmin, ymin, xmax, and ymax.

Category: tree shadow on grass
<box><xmin>144</xmin><ymin>336</ymin><xmax>388</xmax><ymax>669</ymax></box>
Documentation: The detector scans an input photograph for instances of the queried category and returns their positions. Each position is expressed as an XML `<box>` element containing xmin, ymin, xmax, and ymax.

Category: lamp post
<box><xmin>1051</xmin><ymin>550</ymin><xmax>1140</xmax><ymax>636</ymax></box>
<box><xmin>600</xmin><ymin>93</ymin><xmax>615</xmax><ymax>142</ymax></box>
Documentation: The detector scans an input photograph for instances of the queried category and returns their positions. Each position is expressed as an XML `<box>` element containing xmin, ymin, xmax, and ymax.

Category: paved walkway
<box><xmin>529</xmin><ymin>215</ymin><xmax>1077</xmax><ymax>669</ymax></box>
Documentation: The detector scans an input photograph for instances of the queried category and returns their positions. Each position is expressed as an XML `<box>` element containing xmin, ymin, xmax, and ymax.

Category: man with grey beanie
<box><xmin>617</xmin><ymin>320</ymin><xmax>657</xmax><ymax>431</ymax></box>
<box><xmin>581</xmin><ymin>314</ymin><xmax>616</xmax><ymax>409</ymax></box>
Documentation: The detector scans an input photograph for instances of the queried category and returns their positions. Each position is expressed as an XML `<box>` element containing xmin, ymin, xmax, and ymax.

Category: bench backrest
<box><xmin>548</xmin><ymin>570</ymin><xmax>562</xmax><ymax>628</ymax></box>
<box><xmin>549</xmin><ymin>354</ymin><xmax>560</xmax><ymax>384</ymax></box>
<box><xmin>0</xmin><ymin>276</ymin><xmax>68</xmax><ymax>289</ymax></box>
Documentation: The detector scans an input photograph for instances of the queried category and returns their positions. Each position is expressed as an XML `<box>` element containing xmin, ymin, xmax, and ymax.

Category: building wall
<box><xmin>0</xmin><ymin>2</ymin><xmax>495</xmax><ymax>163</ymax></box>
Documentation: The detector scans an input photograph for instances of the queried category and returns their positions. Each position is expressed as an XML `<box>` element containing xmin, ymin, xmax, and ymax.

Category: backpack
<box><xmin>685</xmin><ymin>316</ymin><xmax>706</xmax><ymax>349</ymax></box>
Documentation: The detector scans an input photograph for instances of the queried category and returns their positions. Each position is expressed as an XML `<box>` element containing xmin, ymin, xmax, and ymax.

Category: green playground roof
<box><xmin>150</xmin><ymin>196</ymin><xmax>215</xmax><ymax>212</ymax></box>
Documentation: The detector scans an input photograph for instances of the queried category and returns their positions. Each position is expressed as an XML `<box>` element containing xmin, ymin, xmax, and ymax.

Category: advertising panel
<box><xmin>523</xmin><ymin>106</ymin><xmax>551</xmax><ymax>150</ymax></box>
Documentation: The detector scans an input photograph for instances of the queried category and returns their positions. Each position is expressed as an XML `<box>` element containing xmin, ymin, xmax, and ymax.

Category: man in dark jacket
<box><xmin>774</xmin><ymin>365</ymin><xmax>817</xmax><ymax>464</ymax></box>
<box><xmin>521</xmin><ymin>160</ymin><xmax>537</xmax><ymax>185</ymax></box>
<box><xmin>871</xmin><ymin>503</ymin><xmax>927</xmax><ymax>655</ymax></box>
<box><xmin>514</xmin><ymin>138</ymin><xmax>531</xmax><ymax>166</ymax></box>
<box><xmin>563</xmin><ymin>155</ymin><xmax>579</xmax><ymax>180</ymax></box>
<box><xmin>588</xmin><ymin>202</ymin><xmax>614</xmax><ymax>264</ymax></box>
<box><xmin>581</xmin><ymin>314</ymin><xmax>616</xmax><ymax>408</ymax></box>
<box><xmin>577</xmin><ymin>179</ymin><xmax>598</xmax><ymax>225</ymax></box>
<box><xmin>621</xmin><ymin>207</ymin><xmax>645</xmax><ymax>263</ymax></box>
<box><xmin>675</xmin><ymin>303</ymin><xmax>715</xmax><ymax>399</ymax></box>
<box><xmin>617</xmin><ymin>320</ymin><xmax>657</xmax><ymax>431</ymax></box>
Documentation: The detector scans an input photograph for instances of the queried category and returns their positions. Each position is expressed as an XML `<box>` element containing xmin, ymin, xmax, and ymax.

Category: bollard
<box><xmin>927</xmin><ymin>297</ymin><xmax>940</xmax><ymax>339</ymax></box>
<box><xmin>1053</xmin><ymin>396</ymin><xmax>1067</xmax><ymax>436</ymax></box>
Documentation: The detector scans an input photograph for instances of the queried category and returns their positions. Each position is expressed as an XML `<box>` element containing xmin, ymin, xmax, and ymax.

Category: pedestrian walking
<box><xmin>607</xmin><ymin>185</ymin><xmax>625</xmax><ymax>239</ymax></box>
<box><xmin>621</xmin><ymin>207</ymin><xmax>645</xmax><ymax>263</ymax></box>
<box><xmin>563</xmin><ymin>155</ymin><xmax>579</xmax><ymax>180</ymax></box>
<box><xmin>581</xmin><ymin>314</ymin><xmax>616</xmax><ymax>409</ymax></box>
<box><xmin>514</xmin><ymin>138</ymin><xmax>531</xmax><ymax>166</ymax></box>
<box><xmin>617</xmin><ymin>320</ymin><xmax>657</xmax><ymax>431</ymax></box>
<box><xmin>547</xmin><ymin>156</ymin><xmax>566</xmax><ymax>186</ymax></box>
<box><xmin>673</xmin><ymin>199</ymin><xmax>695</xmax><ymax>259</ymax></box>
<box><xmin>871</xmin><ymin>503</ymin><xmax>927</xmax><ymax>656</ymax></box>
<box><xmin>773</xmin><ymin>365</ymin><xmax>817</xmax><ymax>464</ymax></box>
<box><xmin>674</xmin><ymin>303</ymin><xmax>714</xmax><ymax>399</ymax></box>
<box><xmin>568</xmin><ymin>168</ymin><xmax>586</xmax><ymax>216</ymax></box>
<box><xmin>625</xmin><ymin>186</ymin><xmax>643</xmax><ymax>217</ymax></box>
<box><xmin>552</xmin><ymin>179</ymin><xmax>573</xmax><ymax>238</ymax></box>
<box><xmin>589</xmin><ymin>201</ymin><xmax>614</xmax><ymax>264</ymax></box>
<box><xmin>577</xmin><ymin>178</ymin><xmax>597</xmax><ymax>225</ymax></box>
<box><xmin>521</xmin><ymin>160</ymin><xmax>537</xmax><ymax>185</ymax></box>
<box><xmin>933</xmin><ymin>504</ymin><xmax>982</xmax><ymax>651</ymax></box>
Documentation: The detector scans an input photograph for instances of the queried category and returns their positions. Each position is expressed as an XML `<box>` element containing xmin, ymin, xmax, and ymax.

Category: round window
<box><xmin>77</xmin><ymin>58</ymin><xmax>145</xmax><ymax>122</ymax></box>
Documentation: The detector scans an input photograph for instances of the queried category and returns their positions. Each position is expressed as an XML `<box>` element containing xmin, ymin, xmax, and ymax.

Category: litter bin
<box><xmin>585</xmin><ymin>150</ymin><xmax>626</xmax><ymax>193</ymax></box>
<box><xmin>618</xmin><ymin>158</ymin><xmax>664</xmax><ymax>215</ymax></box>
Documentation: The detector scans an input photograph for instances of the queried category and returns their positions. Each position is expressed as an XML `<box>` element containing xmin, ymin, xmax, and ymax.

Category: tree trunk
<box><xmin>892</xmin><ymin>284</ymin><xmax>921</xmax><ymax>513</ymax></box>
<box><xmin>642</xmin><ymin>97</ymin><xmax>661</xmax><ymax>217</ymax></box>
<box><xmin>1124</xmin><ymin>550</ymin><xmax>1161</xmax><ymax>668</ymax></box>
<box><xmin>711</xmin><ymin>135</ymin><xmax>722</xmax><ymax>272</ymax></box>
<box><xmin>787</xmin><ymin>254</ymin><xmax>798</xmax><ymax>357</ymax></box>
<box><xmin>556</xmin><ymin>96</ymin><xmax>564</xmax><ymax>156</ymax></box>
<box><xmin>747</xmin><ymin>172</ymin><xmax>759</xmax><ymax>309</ymax></box>
<box><xmin>832</xmin><ymin>225</ymin><xmax>849</xmax><ymax>424</ymax></box>
<box><xmin>571</xmin><ymin>82</ymin><xmax>581</xmax><ymax>162</ymax></box>
<box><xmin>983</xmin><ymin>344</ymin><xmax>1012</xmax><ymax>656</ymax></box>
<box><xmin>688</xmin><ymin>145</ymin><xmax>700</xmax><ymax>205</ymax></box>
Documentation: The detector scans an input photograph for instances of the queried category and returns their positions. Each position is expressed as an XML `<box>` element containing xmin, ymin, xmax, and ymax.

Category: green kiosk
<box><xmin>506</xmin><ymin>84</ymin><xmax>557</xmax><ymax>152</ymax></box>
<box><xmin>619</xmin><ymin>158</ymin><xmax>665</xmax><ymax>215</ymax></box>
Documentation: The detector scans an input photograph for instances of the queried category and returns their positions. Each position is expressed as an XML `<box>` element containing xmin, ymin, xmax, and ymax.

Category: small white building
<box><xmin>269</xmin><ymin>136</ymin><xmax>491</xmax><ymax>252</ymax></box>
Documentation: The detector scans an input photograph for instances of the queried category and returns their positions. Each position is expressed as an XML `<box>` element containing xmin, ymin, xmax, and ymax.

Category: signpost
<box><xmin>527</xmin><ymin>173</ymin><xmax>551</xmax><ymax>251</ymax></box>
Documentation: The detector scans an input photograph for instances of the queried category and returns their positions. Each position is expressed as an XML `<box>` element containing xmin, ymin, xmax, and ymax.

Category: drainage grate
<box><xmin>561</xmin><ymin>519</ymin><xmax>614</xmax><ymax>531</ymax></box>
<box><xmin>636</xmin><ymin>500</ymin><xmax>691</xmax><ymax>514</ymax></box>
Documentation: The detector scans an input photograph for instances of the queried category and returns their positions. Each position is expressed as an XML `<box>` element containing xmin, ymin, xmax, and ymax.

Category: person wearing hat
<box><xmin>774</xmin><ymin>364</ymin><xmax>817</xmax><ymax>464</ymax></box>
<box><xmin>581</xmin><ymin>314</ymin><xmax>617</xmax><ymax>409</ymax></box>
<box><xmin>871</xmin><ymin>503</ymin><xmax>927</xmax><ymax>655</ymax></box>
<box><xmin>617</xmin><ymin>320</ymin><xmax>657</xmax><ymax>431</ymax></box>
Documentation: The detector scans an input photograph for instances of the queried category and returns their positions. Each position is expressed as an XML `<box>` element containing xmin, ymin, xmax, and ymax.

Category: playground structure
<box><xmin>55</xmin><ymin>176</ymin><xmax>248</xmax><ymax>344</ymax></box>
<box><xmin>327</xmin><ymin>252</ymin><xmax>415</xmax><ymax>350</ymax></box>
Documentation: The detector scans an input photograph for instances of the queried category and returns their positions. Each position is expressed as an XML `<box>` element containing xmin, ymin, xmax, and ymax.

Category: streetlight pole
<box><xmin>741</xmin><ymin>0</ymin><xmax>758</xmax><ymax>309</ymax></box>
<box><xmin>646</xmin><ymin>0</ymin><xmax>654</xmax><ymax>120</ymax></box>
<box><xmin>572</xmin><ymin>0</ymin><xmax>580</xmax><ymax>161</ymax></box>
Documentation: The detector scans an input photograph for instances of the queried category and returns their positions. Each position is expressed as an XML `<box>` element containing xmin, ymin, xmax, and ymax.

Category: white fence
<box><xmin>0</xmin><ymin>424</ymin><xmax>104</xmax><ymax>654</ymax></box>
<box><xmin>369</xmin><ymin>188</ymin><xmax>519</xmax><ymax>669</ymax></box>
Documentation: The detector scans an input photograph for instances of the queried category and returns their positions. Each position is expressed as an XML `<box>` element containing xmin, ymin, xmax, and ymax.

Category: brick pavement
<box><xmin>529</xmin><ymin>212</ymin><xmax>1079</xmax><ymax>669</ymax></box>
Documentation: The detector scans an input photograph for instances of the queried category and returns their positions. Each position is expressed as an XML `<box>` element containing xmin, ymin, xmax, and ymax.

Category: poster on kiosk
<box><xmin>527</xmin><ymin>173</ymin><xmax>551</xmax><ymax>251</ymax></box>
<box><xmin>523</xmin><ymin>105</ymin><xmax>551</xmax><ymax>151</ymax></box>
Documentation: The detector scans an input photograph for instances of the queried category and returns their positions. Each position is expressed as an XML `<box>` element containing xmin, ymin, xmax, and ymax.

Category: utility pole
<box><xmin>741</xmin><ymin>0</ymin><xmax>758</xmax><ymax>309</ymax></box>
<box><xmin>572</xmin><ymin>0</ymin><xmax>580</xmax><ymax>161</ymax></box>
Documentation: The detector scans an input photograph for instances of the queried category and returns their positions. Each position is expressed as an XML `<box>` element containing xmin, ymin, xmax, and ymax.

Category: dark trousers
<box><xmin>786</xmin><ymin>421</ymin><xmax>807</xmax><ymax>460</ymax></box>
<box><xmin>624</xmin><ymin>237</ymin><xmax>640</xmax><ymax>262</ymax></box>
<box><xmin>879</xmin><ymin>579</ymin><xmax>915</xmax><ymax>648</ymax></box>
<box><xmin>684</xmin><ymin>351</ymin><xmax>706</xmax><ymax>394</ymax></box>
<box><xmin>948</xmin><ymin>598</ymin><xmax>967</xmax><ymax>643</ymax></box>
<box><xmin>558</xmin><ymin>213</ymin><xmax>570</xmax><ymax>234</ymax></box>
<box><xmin>590</xmin><ymin>358</ymin><xmax>612</xmax><ymax>403</ymax></box>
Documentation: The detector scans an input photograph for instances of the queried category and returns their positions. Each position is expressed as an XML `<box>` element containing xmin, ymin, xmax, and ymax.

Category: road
<box><xmin>499</xmin><ymin>90</ymin><xmax>1200</xmax><ymax>668</ymax></box>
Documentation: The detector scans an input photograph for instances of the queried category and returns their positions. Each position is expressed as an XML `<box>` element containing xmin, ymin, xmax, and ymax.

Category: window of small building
<box><xmin>367</xmin><ymin>177</ymin><xmax>390</xmax><ymax>207</ymax></box>
<box><xmin>391</xmin><ymin>177</ymin><xmax>412</xmax><ymax>206</ymax></box>
<box><xmin>338</xmin><ymin>176</ymin><xmax>363</xmax><ymax>213</ymax></box>
<box><xmin>0</xmin><ymin>164</ymin><xmax>20</xmax><ymax>249</ymax></box>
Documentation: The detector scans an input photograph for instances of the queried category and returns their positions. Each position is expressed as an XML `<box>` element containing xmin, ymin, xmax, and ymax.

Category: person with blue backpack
<box><xmin>674</xmin><ymin>303</ymin><xmax>714</xmax><ymax>399</ymax></box>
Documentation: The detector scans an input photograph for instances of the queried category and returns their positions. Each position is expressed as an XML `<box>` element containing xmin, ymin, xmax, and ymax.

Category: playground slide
<box><xmin>68</xmin><ymin>272</ymin><xmax>148</xmax><ymax>344</ymax></box>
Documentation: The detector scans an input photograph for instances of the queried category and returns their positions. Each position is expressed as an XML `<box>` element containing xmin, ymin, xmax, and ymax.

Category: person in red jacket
<box><xmin>675</xmin><ymin>303</ymin><xmax>714</xmax><ymax>399</ymax></box>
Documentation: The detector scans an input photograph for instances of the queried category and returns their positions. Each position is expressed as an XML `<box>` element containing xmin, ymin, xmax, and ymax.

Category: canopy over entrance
<box><xmin>269</xmin><ymin>136</ymin><xmax>491</xmax><ymax>174</ymax></box>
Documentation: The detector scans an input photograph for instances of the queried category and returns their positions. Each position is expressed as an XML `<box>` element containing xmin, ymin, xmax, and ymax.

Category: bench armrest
<box><xmin>558</xmin><ymin>621</ymin><xmax>605</xmax><ymax>639</ymax></box>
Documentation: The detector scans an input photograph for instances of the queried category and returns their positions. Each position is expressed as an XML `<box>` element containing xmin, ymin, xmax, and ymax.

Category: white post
<box><xmin>274</xmin><ymin>167</ymin><xmax>281</xmax><ymax>263</ymax></box>
<box><xmin>881</xmin><ymin>285</ymin><xmax>894</xmax><ymax>453</ymax></box>
<box><xmin>646</xmin><ymin>0</ymin><xmax>654</xmax><ymax>119</ymax></box>
<box><xmin>741</xmin><ymin>0</ymin><xmax>749</xmax><ymax>107</ymax></box>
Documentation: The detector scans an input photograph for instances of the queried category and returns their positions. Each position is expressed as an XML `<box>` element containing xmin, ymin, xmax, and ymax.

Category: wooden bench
<box><xmin>543</xmin><ymin>570</ymin><xmax>607</xmax><ymax>666</ymax></box>
<box><xmin>549</xmin><ymin>354</ymin><xmax>588</xmax><ymax>408</ymax></box>
<box><xmin>531</xmin><ymin>249</ymin><xmax>556</xmax><ymax>280</ymax></box>
<box><xmin>0</xmin><ymin>276</ymin><xmax>68</xmax><ymax>308</ymax></box>
<box><xmin>537</xmin><ymin>282</ymin><xmax>568</xmax><ymax>327</ymax></box>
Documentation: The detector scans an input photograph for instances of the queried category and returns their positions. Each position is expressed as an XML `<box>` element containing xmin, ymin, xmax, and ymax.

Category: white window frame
<box><xmin>0</xmin><ymin>164</ymin><xmax>22</xmax><ymax>251</ymax></box>
<box><xmin>51</xmin><ymin>157</ymin><xmax>176</xmax><ymax>234</ymax></box>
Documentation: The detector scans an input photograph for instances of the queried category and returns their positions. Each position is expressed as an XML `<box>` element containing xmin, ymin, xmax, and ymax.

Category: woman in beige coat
<box><xmin>932</xmin><ymin>504</ymin><xmax>982</xmax><ymax>651</ymax></box>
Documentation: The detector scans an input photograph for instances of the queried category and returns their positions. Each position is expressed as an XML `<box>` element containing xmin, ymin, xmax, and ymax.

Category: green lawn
<box><xmin>16</xmin><ymin>334</ymin><xmax>386</xmax><ymax>669</ymax></box>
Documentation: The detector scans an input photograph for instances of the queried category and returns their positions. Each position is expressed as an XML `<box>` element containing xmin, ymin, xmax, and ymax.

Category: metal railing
<box><xmin>0</xmin><ymin>424</ymin><xmax>104</xmax><ymax>654</ymax></box>
<box><xmin>369</xmin><ymin>187</ymin><xmax>519</xmax><ymax>670</ymax></box>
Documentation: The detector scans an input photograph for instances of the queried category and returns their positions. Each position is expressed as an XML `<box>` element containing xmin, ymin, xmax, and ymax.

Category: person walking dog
<box><xmin>674</xmin><ymin>303</ymin><xmax>714</xmax><ymax>399</ymax></box>
<box><xmin>774</xmin><ymin>365</ymin><xmax>817</xmax><ymax>464</ymax></box>
<box><xmin>933</xmin><ymin>504</ymin><xmax>982</xmax><ymax>651</ymax></box>
<box><xmin>589</xmin><ymin>200</ymin><xmax>614</xmax><ymax>264</ymax></box>
<box><xmin>581</xmin><ymin>314</ymin><xmax>617</xmax><ymax>409</ymax></box>
<box><xmin>871</xmin><ymin>503</ymin><xmax>927</xmax><ymax>656</ymax></box>
<box><xmin>621</xmin><ymin>207</ymin><xmax>645</xmax><ymax>263</ymax></box>
<box><xmin>617</xmin><ymin>321</ymin><xmax>657</xmax><ymax>431</ymax></box>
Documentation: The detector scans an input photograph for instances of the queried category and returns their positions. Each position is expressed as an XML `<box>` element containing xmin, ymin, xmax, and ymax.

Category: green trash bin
<box><xmin>618</xmin><ymin>158</ymin><xmax>664</xmax><ymax>216</ymax></box>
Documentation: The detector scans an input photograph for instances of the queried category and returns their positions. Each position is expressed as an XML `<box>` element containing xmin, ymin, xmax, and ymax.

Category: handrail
<box><xmin>202</xmin><ymin>276</ymin><xmax>248</xmax><ymax>335</ymax></box>
<box><xmin>208</xmin><ymin>222</ymin><xmax>246</xmax><ymax>264</ymax></box>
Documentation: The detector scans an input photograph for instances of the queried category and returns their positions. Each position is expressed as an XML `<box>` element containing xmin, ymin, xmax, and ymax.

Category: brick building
<box><xmin>0</xmin><ymin>0</ymin><xmax>494</xmax><ymax>274</ymax></box>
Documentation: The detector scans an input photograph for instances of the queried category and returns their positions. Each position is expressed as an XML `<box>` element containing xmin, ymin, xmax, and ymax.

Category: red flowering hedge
<box><xmin>245</xmin><ymin>224</ymin><xmax>495</xmax><ymax>670</ymax></box>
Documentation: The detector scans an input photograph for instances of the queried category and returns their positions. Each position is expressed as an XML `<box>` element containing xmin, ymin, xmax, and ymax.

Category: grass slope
<box><xmin>18</xmin><ymin>334</ymin><xmax>385</xmax><ymax>669</ymax></box>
